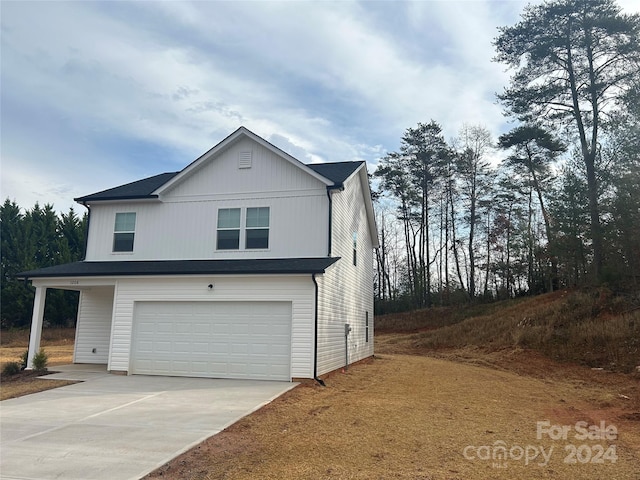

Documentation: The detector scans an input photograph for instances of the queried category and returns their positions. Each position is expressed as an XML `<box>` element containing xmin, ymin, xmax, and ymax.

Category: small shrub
<box><xmin>32</xmin><ymin>349</ymin><xmax>48</xmax><ymax>371</ymax></box>
<box><xmin>20</xmin><ymin>349</ymin><xmax>29</xmax><ymax>370</ymax></box>
<box><xmin>2</xmin><ymin>362</ymin><xmax>21</xmax><ymax>376</ymax></box>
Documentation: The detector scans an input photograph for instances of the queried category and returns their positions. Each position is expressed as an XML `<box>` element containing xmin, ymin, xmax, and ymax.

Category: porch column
<box><xmin>26</xmin><ymin>286</ymin><xmax>47</xmax><ymax>370</ymax></box>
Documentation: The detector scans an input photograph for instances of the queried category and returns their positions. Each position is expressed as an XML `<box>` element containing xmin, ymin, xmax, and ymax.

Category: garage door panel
<box><xmin>154</xmin><ymin>360</ymin><xmax>171</xmax><ymax>370</ymax></box>
<box><xmin>251</xmin><ymin>344</ymin><xmax>269</xmax><ymax>355</ymax></box>
<box><xmin>193</xmin><ymin>323</ymin><xmax>210</xmax><ymax>334</ymax></box>
<box><xmin>157</xmin><ymin>323</ymin><xmax>173</xmax><ymax>334</ymax></box>
<box><xmin>232</xmin><ymin>324</ymin><xmax>250</xmax><ymax>335</ymax></box>
<box><xmin>270</xmin><ymin>324</ymin><xmax>290</xmax><ymax>335</ymax></box>
<box><xmin>131</xmin><ymin>301</ymin><xmax>291</xmax><ymax>380</ymax></box>
<box><xmin>173</xmin><ymin>342</ymin><xmax>191</xmax><ymax>354</ymax></box>
<box><xmin>211</xmin><ymin>324</ymin><xmax>230</xmax><ymax>334</ymax></box>
<box><xmin>175</xmin><ymin>324</ymin><xmax>192</xmax><ymax>334</ymax></box>
<box><xmin>271</xmin><ymin>344</ymin><xmax>291</xmax><ymax>355</ymax></box>
<box><xmin>191</xmin><ymin>342</ymin><xmax>209</xmax><ymax>353</ymax></box>
<box><xmin>231</xmin><ymin>344</ymin><xmax>249</xmax><ymax>354</ymax></box>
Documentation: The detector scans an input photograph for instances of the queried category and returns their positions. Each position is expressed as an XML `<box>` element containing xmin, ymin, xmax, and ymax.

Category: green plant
<box><xmin>2</xmin><ymin>361</ymin><xmax>21</xmax><ymax>376</ymax></box>
<box><xmin>20</xmin><ymin>349</ymin><xmax>28</xmax><ymax>370</ymax></box>
<box><xmin>32</xmin><ymin>349</ymin><xmax>48</xmax><ymax>371</ymax></box>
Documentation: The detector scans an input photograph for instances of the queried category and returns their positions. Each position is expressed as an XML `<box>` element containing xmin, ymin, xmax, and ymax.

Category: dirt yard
<box><xmin>0</xmin><ymin>327</ymin><xmax>75</xmax><ymax>366</ymax></box>
<box><xmin>146</xmin><ymin>343</ymin><xmax>640</xmax><ymax>480</ymax></box>
<box><xmin>0</xmin><ymin>330</ymin><xmax>75</xmax><ymax>400</ymax></box>
<box><xmin>2</xmin><ymin>328</ymin><xmax>638</xmax><ymax>479</ymax></box>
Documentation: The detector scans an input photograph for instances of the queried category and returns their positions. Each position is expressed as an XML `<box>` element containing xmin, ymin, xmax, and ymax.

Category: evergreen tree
<box><xmin>494</xmin><ymin>0</ymin><xmax>640</xmax><ymax>282</ymax></box>
<box><xmin>0</xmin><ymin>200</ymin><xmax>87</xmax><ymax>328</ymax></box>
<box><xmin>498</xmin><ymin>125</ymin><xmax>566</xmax><ymax>290</ymax></box>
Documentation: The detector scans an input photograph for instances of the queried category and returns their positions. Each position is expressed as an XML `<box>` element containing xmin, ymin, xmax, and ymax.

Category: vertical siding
<box><xmin>317</xmin><ymin>169</ymin><xmax>375</xmax><ymax>375</ymax></box>
<box><xmin>74</xmin><ymin>286</ymin><xmax>114</xmax><ymax>364</ymax></box>
<box><xmin>85</xmin><ymin>138</ymin><xmax>329</xmax><ymax>261</ymax></box>
<box><xmin>166</xmin><ymin>138</ymin><xmax>325</xmax><ymax>195</ymax></box>
<box><xmin>108</xmin><ymin>275</ymin><xmax>315</xmax><ymax>378</ymax></box>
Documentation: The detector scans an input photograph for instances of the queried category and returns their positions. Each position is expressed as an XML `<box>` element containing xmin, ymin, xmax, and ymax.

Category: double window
<box><xmin>217</xmin><ymin>207</ymin><xmax>269</xmax><ymax>250</ymax></box>
<box><xmin>113</xmin><ymin>212</ymin><xmax>136</xmax><ymax>252</ymax></box>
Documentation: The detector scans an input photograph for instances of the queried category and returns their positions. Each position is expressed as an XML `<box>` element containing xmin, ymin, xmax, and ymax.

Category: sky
<box><xmin>2</xmin><ymin>0</ymin><xmax>638</xmax><ymax>214</ymax></box>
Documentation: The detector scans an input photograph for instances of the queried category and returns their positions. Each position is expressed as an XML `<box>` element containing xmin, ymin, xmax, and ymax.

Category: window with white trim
<box><xmin>216</xmin><ymin>207</ymin><xmax>270</xmax><ymax>251</ymax></box>
<box><xmin>113</xmin><ymin>212</ymin><xmax>136</xmax><ymax>252</ymax></box>
<box><xmin>365</xmin><ymin>311</ymin><xmax>369</xmax><ymax>343</ymax></box>
<box><xmin>352</xmin><ymin>231</ymin><xmax>358</xmax><ymax>266</ymax></box>
<box><xmin>246</xmin><ymin>207</ymin><xmax>269</xmax><ymax>249</ymax></box>
<box><xmin>217</xmin><ymin>208</ymin><xmax>241</xmax><ymax>250</ymax></box>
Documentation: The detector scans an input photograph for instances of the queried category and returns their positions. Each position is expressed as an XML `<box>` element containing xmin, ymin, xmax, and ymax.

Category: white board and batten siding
<box><xmin>84</xmin><ymin>137</ymin><xmax>329</xmax><ymax>262</ymax></box>
<box><xmin>316</xmin><ymin>168</ymin><xmax>375</xmax><ymax>375</ymax></box>
<box><xmin>74</xmin><ymin>286</ymin><xmax>114</xmax><ymax>364</ymax></box>
<box><xmin>108</xmin><ymin>275</ymin><xmax>315</xmax><ymax>379</ymax></box>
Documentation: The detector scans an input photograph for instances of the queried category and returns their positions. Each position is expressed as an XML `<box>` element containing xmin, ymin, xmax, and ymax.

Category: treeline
<box><xmin>1</xmin><ymin>200</ymin><xmax>87</xmax><ymax>328</ymax></box>
<box><xmin>374</xmin><ymin>0</ymin><xmax>640</xmax><ymax>313</ymax></box>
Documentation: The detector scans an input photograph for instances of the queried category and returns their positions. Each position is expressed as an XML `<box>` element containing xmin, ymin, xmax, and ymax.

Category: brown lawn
<box><xmin>146</xmin><ymin>341</ymin><xmax>640</xmax><ymax>480</ymax></box>
<box><xmin>0</xmin><ymin>329</ymin><xmax>75</xmax><ymax>400</ymax></box>
<box><xmin>2</xmin><ymin>327</ymin><xmax>638</xmax><ymax>479</ymax></box>
<box><xmin>0</xmin><ymin>371</ymin><xmax>76</xmax><ymax>401</ymax></box>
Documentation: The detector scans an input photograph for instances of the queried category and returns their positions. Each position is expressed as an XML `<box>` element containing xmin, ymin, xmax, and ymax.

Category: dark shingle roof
<box><xmin>17</xmin><ymin>257</ymin><xmax>340</xmax><ymax>279</ymax></box>
<box><xmin>75</xmin><ymin>161</ymin><xmax>363</xmax><ymax>204</ymax></box>
<box><xmin>307</xmin><ymin>161</ymin><xmax>363</xmax><ymax>185</ymax></box>
<box><xmin>74</xmin><ymin>172</ymin><xmax>179</xmax><ymax>203</ymax></box>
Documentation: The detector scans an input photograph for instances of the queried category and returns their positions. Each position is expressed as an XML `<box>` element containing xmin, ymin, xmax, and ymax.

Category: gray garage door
<box><xmin>131</xmin><ymin>301</ymin><xmax>291</xmax><ymax>380</ymax></box>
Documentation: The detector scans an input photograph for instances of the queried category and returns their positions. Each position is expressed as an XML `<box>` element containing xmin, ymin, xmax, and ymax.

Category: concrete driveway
<box><xmin>0</xmin><ymin>365</ymin><xmax>296</xmax><ymax>480</ymax></box>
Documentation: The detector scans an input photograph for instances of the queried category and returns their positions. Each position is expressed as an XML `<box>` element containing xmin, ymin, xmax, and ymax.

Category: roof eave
<box><xmin>357</xmin><ymin>165</ymin><xmax>380</xmax><ymax>249</ymax></box>
<box><xmin>74</xmin><ymin>195</ymin><xmax>160</xmax><ymax>203</ymax></box>
<box><xmin>16</xmin><ymin>258</ymin><xmax>341</xmax><ymax>280</ymax></box>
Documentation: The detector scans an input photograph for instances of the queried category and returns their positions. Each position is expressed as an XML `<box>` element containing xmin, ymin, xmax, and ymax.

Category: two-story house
<box><xmin>19</xmin><ymin>127</ymin><xmax>378</xmax><ymax>382</ymax></box>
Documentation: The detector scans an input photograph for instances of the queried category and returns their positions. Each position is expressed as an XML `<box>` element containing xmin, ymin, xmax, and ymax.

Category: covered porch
<box><xmin>25</xmin><ymin>279</ymin><xmax>116</xmax><ymax>370</ymax></box>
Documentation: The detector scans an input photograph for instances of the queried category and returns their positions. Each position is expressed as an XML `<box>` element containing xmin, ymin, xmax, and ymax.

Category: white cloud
<box><xmin>4</xmin><ymin>0</ymin><xmax>635</xmax><ymax>213</ymax></box>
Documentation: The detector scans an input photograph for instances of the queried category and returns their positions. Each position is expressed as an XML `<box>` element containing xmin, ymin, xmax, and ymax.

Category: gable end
<box><xmin>154</xmin><ymin>127</ymin><xmax>333</xmax><ymax>195</ymax></box>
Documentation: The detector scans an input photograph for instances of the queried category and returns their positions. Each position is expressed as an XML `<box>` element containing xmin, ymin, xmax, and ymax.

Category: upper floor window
<box><xmin>113</xmin><ymin>212</ymin><xmax>136</xmax><ymax>252</ymax></box>
<box><xmin>216</xmin><ymin>207</ymin><xmax>270</xmax><ymax>251</ymax></box>
<box><xmin>217</xmin><ymin>208</ymin><xmax>241</xmax><ymax>250</ymax></box>
<box><xmin>352</xmin><ymin>231</ymin><xmax>358</xmax><ymax>266</ymax></box>
<box><xmin>246</xmin><ymin>207</ymin><xmax>269</xmax><ymax>249</ymax></box>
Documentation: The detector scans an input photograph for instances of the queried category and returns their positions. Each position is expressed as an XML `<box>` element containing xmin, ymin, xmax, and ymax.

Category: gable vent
<box><xmin>239</xmin><ymin>151</ymin><xmax>252</xmax><ymax>169</ymax></box>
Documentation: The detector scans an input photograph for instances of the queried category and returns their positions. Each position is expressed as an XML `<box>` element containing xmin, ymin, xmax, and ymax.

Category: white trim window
<box><xmin>352</xmin><ymin>231</ymin><xmax>358</xmax><ymax>266</ymax></box>
<box><xmin>216</xmin><ymin>207</ymin><xmax>270</xmax><ymax>251</ymax></box>
<box><xmin>246</xmin><ymin>207</ymin><xmax>269</xmax><ymax>249</ymax></box>
<box><xmin>113</xmin><ymin>212</ymin><xmax>136</xmax><ymax>252</ymax></box>
<box><xmin>217</xmin><ymin>208</ymin><xmax>241</xmax><ymax>250</ymax></box>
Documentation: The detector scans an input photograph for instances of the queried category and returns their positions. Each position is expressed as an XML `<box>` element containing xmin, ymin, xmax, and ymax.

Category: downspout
<box><xmin>326</xmin><ymin>184</ymin><xmax>343</xmax><ymax>256</ymax></box>
<box><xmin>312</xmin><ymin>273</ymin><xmax>325</xmax><ymax>386</ymax></box>
<box><xmin>316</xmin><ymin>183</ymin><xmax>343</xmax><ymax>384</ymax></box>
<box><xmin>79</xmin><ymin>201</ymin><xmax>91</xmax><ymax>260</ymax></box>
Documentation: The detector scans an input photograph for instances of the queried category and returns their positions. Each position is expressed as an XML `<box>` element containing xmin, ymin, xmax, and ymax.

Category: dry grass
<box><xmin>146</xmin><ymin>352</ymin><xmax>640</xmax><ymax>480</ymax></box>
<box><xmin>0</xmin><ymin>327</ymin><xmax>75</xmax><ymax>367</ymax></box>
<box><xmin>146</xmin><ymin>291</ymin><xmax>640</xmax><ymax>479</ymax></box>
<box><xmin>3</xmin><ymin>298</ymin><xmax>639</xmax><ymax>479</ymax></box>
<box><xmin>378</xmin><ymin>289</ymin><xmax>640</xmax><ymax>373</ymax></box>
<box><xmin>0</xmin><ymin>328</ymin><xmax>75</xmax><ymax>400</ymax></box>
<box><xmin>0</xmin><ymin>327</ymin><xmax>76</xmax><ymax>347</ymax></box>
<box><xmin>0</xmin><ymin>373</ymin><xmax>76</xmax><ymax>401</ymax></box>
<box><xmin>0</xmin><ymin>345</ymin><xmax>74</xmax><ymax>367</ymax></box>
<box><xmin>374</xmin><ymin>300</ymin><xmax>524</xmax><ymax>333</ymax></box>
